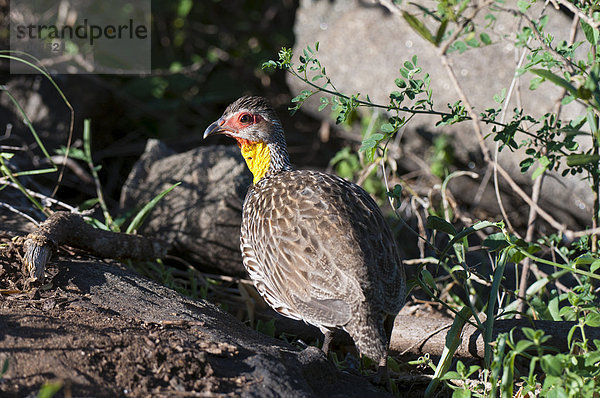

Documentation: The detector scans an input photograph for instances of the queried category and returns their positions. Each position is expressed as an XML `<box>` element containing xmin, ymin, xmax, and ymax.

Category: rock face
<box><xmin>121</xmin><ymin>140</ymin><xmax>251</xmax><ymax>275</ymax></box>
<box><xmin>290</xmin><ymin>0</ymin><xmax>591</xmax><ymax>227</ymax></box>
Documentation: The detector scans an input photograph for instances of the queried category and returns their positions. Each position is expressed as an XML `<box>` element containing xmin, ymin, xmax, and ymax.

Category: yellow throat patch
<box><xmin>238</xmin><ymin>140</ymin><xmax>271</xmax><ymax>184</ymax></box>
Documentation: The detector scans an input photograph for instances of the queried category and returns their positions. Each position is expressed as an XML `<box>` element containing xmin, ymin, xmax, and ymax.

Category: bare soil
<box><xmin>0</xmin><ymin>218</ymin><xmax>390</xmax><ymax>398</ymax></box>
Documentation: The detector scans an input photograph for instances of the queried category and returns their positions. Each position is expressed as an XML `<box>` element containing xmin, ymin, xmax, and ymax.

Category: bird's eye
<box><xmin>239</xmin><ymin>114</ymin><xmax>252</xmax><ymax>124</ymax></box>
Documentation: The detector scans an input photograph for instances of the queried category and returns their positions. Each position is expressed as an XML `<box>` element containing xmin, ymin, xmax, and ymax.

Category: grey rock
<box><xmin>290</xmin><ymin>0</ymin><xmax>591</xmax><ymax>227</ymax></box>
<box><xmin>121</xmin><ymin>140</ymin><xmax>251</xmax><ymax>275</ymax></box>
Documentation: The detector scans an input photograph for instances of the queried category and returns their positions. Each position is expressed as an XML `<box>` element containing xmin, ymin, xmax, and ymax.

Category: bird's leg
<box><xmin>371</xmin><ymin>356</ymin><xmax>390</xmax><ymax>389</ymax></box>
<box><xmin>370</xmin><ymin>315</ymin><xmax>396</xmax><ymax>388</ymax></box>
<box><xmin>383</xmin><ymin>314</ymin><xmax>395</xmax><ymax>351</ymax></box>
<box><xmin>321</xmin><ymin>329</ymin><xmax>334</xmax><ymax>356</ymax></box>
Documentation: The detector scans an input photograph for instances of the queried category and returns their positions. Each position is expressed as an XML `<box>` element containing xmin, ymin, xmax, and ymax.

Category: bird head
<box><xmin>204</xmin><ymin>96</ymin><xmax>290</xmax><ymax>183</ymax></box>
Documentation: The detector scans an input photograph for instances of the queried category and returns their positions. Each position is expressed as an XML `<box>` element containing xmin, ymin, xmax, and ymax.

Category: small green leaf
<box><xmin>581</xmin><ymin>20</ymin><xmax>599</xmax><ymax>45</ymax></box>
<box><xmin>318</xmin><ymin>97</ymin><xmax>329</xmax><ymax>112</ymax></box>
<box><xmin>465</xmin><ymin>37</ymin><xmax>479</xmax><ymax>48</ymax></box>
<box><xmin>435</xmin><ymin>19</ymin><xmax>448</xmax><ymax>46</ymax></box>
<box><xmin>482</xmin><ymin>232</ymin><xmax>509</xmax><ymax>251</ymax></box>
<box><xmin>1</xmin><ymin>357</ymin><xmax>8</xmax><ymax>376</ymax></box>
<box><xmin>126</xmin><ymin>182</ymin><xmax>181</xmax><ymax>235</ymax></box>
<box><xmin>547</xmin><ymin>296</ymin><xmax>562</xmax><ymax>321</ymax></box>
<box><xmin>566</xmin><ymin>154</ymin><xmax>600</xmax><ymax>167</ymax></box>
<box><xmin>517</xmin><ymin>0</ymin><xmax>532</xmax><ymax>12</ymax></box>
<box><xmin>530</xmin><ymin>69</ymin><xmax>578</xmax><ymax>97</ymax></box>
<box><xmin>291</xmin><ymin>90</ymin><xmax>311</xmax><ymax>103</ymax></box>
<box><xmin>584</xmin><ymin>347</ymin><xmax>600</xmax><ymax>364</ymax></box>
<box><xmin>586</xmin><ymin>312</ymin><xmax>600</xmax><ymax>327</ymax></box>
<box><xmin>440</xmin><ymin>371</ymin><xmax>461</xmax><ymax>380</ymax></box>
<box><xmin>531</xmin><ymin>165</ymin><xmax>546</xmax><ymax>180</ymax></box>
<box><xmin>561</xmin><ymin>95</ymin><xmax>575</xmax><ymax>105</ymax></box>
<box><xmin>451</xmin><ymin>41</ymin><xmax>468</xmax><ymax>53</ymax></box>
<box><xmin>515</xmin><ymin>340</ymin><xmax>534</xmax><ymax>353</ymax></box>
<box><xmin>37</xmin><ymin>381</ymin><xmax>64</xmax><ymax>398</ymax></box>
<box><xmin>386</xmin><ymin>184</ymin><xmax>403</xmax><ymax>208</ymax></box>
<box><xmin>520</xmin><ymin>328</ymin><xmax>533</xmax><ymax>341</ymax></box>
<box><xmin>395</xmin><ymin>78</ymin><xmax>407</xmax><ymax>88</ymax></box>
<box><xmin>529</xmin><ymin>76</ymin><xmax>544</xmax><ymax>90</ymax></box>
<box><xmin>541</xmin><ymin>354</ymin><xmax>564</xmax><ymax>377</ymax></box>
<box><xmin>359</xmin><ymin>133</ymin><xmax>385</xmax><ymax>162</ymax></box>
<box><xmin>493</xmin><ymin>88</ymin><xmax>506</xmax><ymax>104</ymax></box>
<box><xmin>480</xmin><ymin>32</ymin><xmax>492</xmax><ymax>45</ymax></box>
<box><xmin>452</xmin><ymin>389</ymin><xmax>471</xmax><ymax>398</ymax></box>
<box><xmin>402</xmin><ymin>11</ymin><xmax>436</xmax><ymax>44</ymax></box>
<box><xmin>381</xmin><ymin>123</ymin><xmax>395</xmax><ymax>133</ymax></box>
<box><xmin>426</xmin><ymin>215</ymin><xmax>457</xmax><ymax>236</ymax></box>
<box><xmin>421</xmin><ymin>269</ymin><xmax>436</xmax><ymax>291</ymax></box>
<box><xmin>566</xmin><ymin>324</ymin><xmax>577</xmax><ymax>347</ymax></box>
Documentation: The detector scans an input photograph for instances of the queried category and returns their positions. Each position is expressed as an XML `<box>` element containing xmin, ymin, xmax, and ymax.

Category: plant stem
<box><xmin>517</xmin><ymin>173</ymin><xmax>544</xmax><ymax>317</ymax></box>
<box><xmin>592</xmin><ymin>110</ymin><xmax>599</xmax><ymax>253</ymax></box>
<box><xmin>83</xmin><ymin>119</ymin><xmax>117</xmax><ymax>231</ymax></box>
<box><xmin>593</xmin><ymin>169</ymin><xmax>599</xmax><ymax>253</ymax></box>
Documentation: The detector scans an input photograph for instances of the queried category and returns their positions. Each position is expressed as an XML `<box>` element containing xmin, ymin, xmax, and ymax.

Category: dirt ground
<box><xmin>0</xmin><ymin>219</ymin><xmax>393</xmax><ymax>398</ymax></box>
<box><xmin>0</xmin><ymin>236</ymin><xmax>233</xmax><ymax>397</ymax></box>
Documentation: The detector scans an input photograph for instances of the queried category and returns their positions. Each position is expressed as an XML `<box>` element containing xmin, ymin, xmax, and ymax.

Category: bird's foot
<box><xmin>368</xmin><ymin>358</ymin><xmax>393</xmax><ymax>391</ymax></box>
<box><xmin>368</xmin><ymin>365</ymin><xmax>388</xmax><ymax>384</ymax></box>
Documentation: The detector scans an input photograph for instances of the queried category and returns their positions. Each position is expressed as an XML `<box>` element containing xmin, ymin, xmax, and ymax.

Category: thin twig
<box><xmin>495</xmin><ymin>164</ymin><xmax>565</xmax><ymax>232</ymax></box>
<box><xmin>48</xmin><ymin>155</ymin><xmax>94</xmax><ymax>185</ymax></box>
<box><xmin>492</xmin><ymin>144</ymin><xmax>519</xmax><ymax>235</ymax></box>
<box><xmin>494</xmin><ymin>29</ymin><xmax>532</xmax><ymax>236</ymax></box>
<box><xmin>553</xmin><ymin>0</ymin><xmax>600</xmax><ymax>30</ymax></box>
<box><xmin>473</xmin><ymin>165</ymin><xmax>492</xmax><ymax>207</ymax></box>
<box><xmin>4</xmin><ymin>181</ymin><xmax>78</xmax><ymax>212</ymax></box>
<box><xmin>0</xmin><ymin>202</ymin><xmax>40</xmax><ymax>226</ymax></box>
<box><xmin>504</xmin><ymin>8</ymin><xmax>579</xmax><ymax>74</ymax></box>
<box><xmin>517</xmin><ymin>173</ymin><xmax>544</xmax><ymax>317</ymax></box>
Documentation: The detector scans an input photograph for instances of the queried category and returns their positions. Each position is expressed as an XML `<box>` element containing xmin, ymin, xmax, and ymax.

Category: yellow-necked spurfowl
<box><xmin>204</xmin><ymin>95</ymin><xmax>406</xmax><ymax>381</ymax></box>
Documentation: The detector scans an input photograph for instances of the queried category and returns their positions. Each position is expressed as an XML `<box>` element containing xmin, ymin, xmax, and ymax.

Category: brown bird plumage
<box><xmin>204</xmin><ymin>96</ymin><xmax>406</xmax><ymax>380</ymax></box>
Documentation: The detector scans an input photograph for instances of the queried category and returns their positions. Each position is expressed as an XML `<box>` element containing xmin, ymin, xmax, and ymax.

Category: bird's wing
<box><xmin>242</xmin><ymin>171</ymin><xmax>403</xmax><ymax>328</ymax></box>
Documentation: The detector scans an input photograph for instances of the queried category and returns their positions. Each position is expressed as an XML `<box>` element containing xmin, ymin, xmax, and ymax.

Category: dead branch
<box><xmin>269</xmin><ymin>310</ymin><xmax>600</xmax><ymax>360</ymax></box>
<box><xmin>389</xmin><ymin>315</ymin><xmax>600</xmax><ymax>359</ymax></box>
<box><xmin>21</xmin><ymin>211</ymin><xmax>169</xmax><ymax>279</ymax></box>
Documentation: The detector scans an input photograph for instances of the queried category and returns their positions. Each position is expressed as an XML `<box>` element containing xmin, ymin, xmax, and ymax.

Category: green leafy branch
<box><xmin>263</xmin><ymin>43</ymin><xmax>574</xmax><ymax>171</ymax></box>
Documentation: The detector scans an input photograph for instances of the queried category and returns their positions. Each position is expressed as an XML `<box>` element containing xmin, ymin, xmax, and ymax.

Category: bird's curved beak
<box><xmin>203</xmin><ymin>118</ymin><xmax>225</xmax><ymax>139</ymax></box>
<box><xmin>204</xmin><ymin>118</ymin><xmax>239</xmax><ymax>139</ymax></box>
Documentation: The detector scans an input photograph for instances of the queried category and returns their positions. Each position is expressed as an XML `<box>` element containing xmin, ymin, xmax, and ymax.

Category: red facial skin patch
<box><xmin>222</xmin><ymin>113</ymin><xmax>263</xmax><ymax>146</ymax></box>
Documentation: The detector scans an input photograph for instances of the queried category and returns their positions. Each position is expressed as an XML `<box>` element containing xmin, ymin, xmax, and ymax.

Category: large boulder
<box><xmin>120</xmin><ymin>140</ymin><xmax>251</xmax><ymax>275</ymax></box>
<box><xmin>290</xmin><ymin>0</ymin><xmax>590</xmax><ymax>228</ymax></box>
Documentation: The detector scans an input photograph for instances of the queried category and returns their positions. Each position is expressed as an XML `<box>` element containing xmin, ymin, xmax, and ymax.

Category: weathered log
<box><xmin>21</xmin><ymin>211</ymin><xmax>168</xmax><ymax>279</ymax></box>
<box><xmin>389</xmin><ymin>316</ymin><xmax>600</xmax><ymax>359</ymax></box>
<box><xmin>267</xmin><ymin>310</ymin><xmax>600</xmax><ymax>360</ymax></box>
